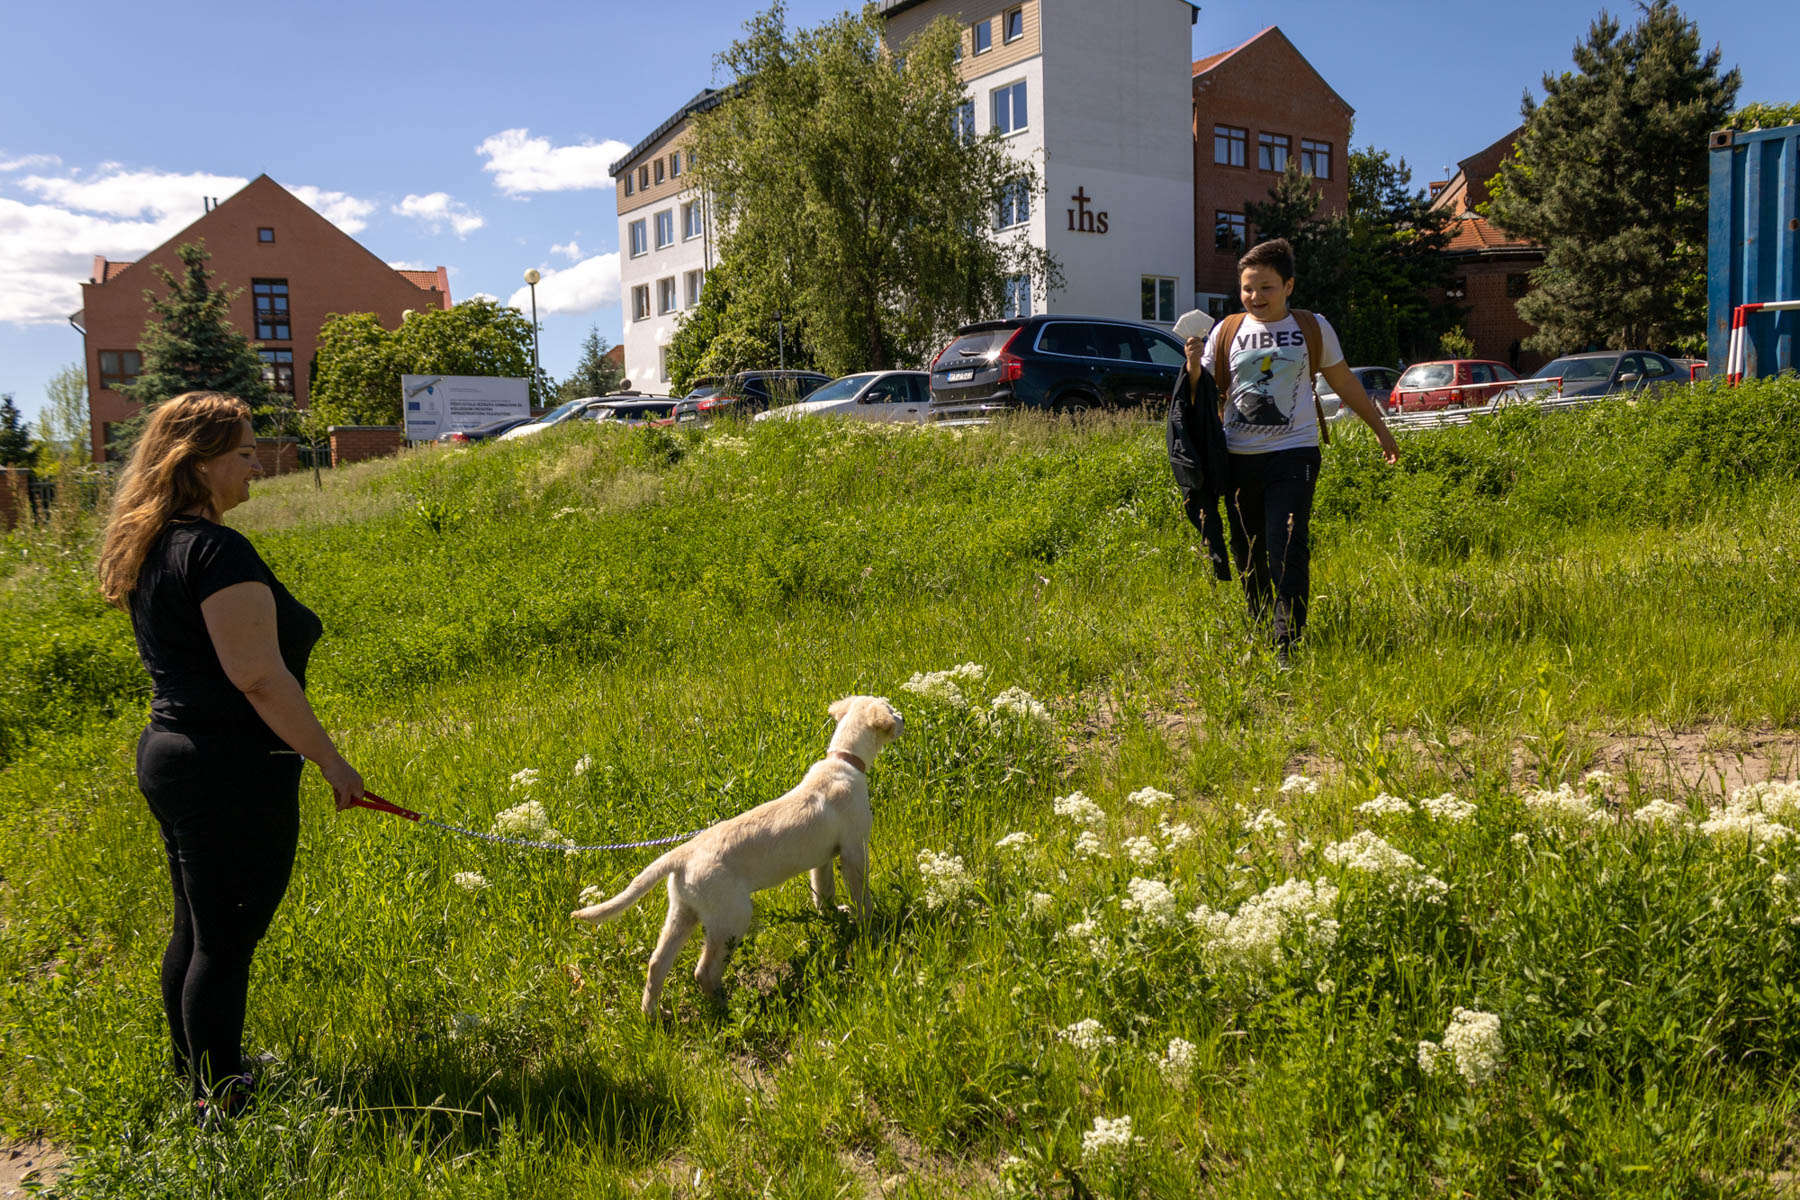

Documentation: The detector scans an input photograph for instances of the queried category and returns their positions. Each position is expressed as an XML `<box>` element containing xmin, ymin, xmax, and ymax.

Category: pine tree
<box><xmin>1243</xmin><ymin>163</ymin><xmax>1351</xmax><ymax>333</ymax></box>
<box><xmin>113</xmin><ymin>240</ymin><xmax>280</xmax><ymax>455</ymax></box>
<box><xmin>1345</xmin><ymin>148</ymin><xmax>1459</xmax><ymax>364</ymax></box>
<box><xmin>0</xmin><ymin>395</ymin><xmax>33</xmax><ymax>467</ymax></box>
<box><xmin>1488</xmin><ymin>2</ymin><xmax>1738</xmax><ymax>352</ymax></box>
<box><xmin>555</xmin><ymin>326</ymin><xmax>628</xmax><ymax>402</ymax></box>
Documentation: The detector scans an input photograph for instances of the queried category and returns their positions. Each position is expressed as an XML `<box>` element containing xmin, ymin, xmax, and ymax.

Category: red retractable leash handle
<box><xmin>348</xmin><ymin>790</ymin><xmax>421</xmax><ymax>821</ymax></box>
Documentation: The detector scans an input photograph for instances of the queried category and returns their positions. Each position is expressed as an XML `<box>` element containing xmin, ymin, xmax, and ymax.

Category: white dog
<box><xmin>572</xmin><ymin>695</ymin><xmax>902</xmax><ymax>1015</ymax></box>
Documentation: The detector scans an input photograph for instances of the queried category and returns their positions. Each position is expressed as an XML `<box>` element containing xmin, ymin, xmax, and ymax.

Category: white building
<box><xmin>611</xmin><ymin>0</ymin><xmax>1197</xmax><ymax>385</ymax></box>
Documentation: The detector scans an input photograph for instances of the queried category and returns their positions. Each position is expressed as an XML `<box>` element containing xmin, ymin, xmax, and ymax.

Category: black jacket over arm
<box><xmin>1165</xmin><ymin>364</ymin><xmax>1232</xmax><ymax>581</ymax></box>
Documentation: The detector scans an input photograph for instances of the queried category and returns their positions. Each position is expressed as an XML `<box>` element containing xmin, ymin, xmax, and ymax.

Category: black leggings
<box><xmin>136</xmin><ymin>727</ymin><xmax>301</xmax><ymax>1099</ymax></box>
<box><xmin>1225</xmin><ymin>446</ymin><xmax>1322</xmax><ymax>648</ymax></box>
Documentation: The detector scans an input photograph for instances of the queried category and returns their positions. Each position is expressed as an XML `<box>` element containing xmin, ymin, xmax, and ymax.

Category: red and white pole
<box><xmin>1727</xmin><ymin>300</ymin><xmax>1800</xmax><ymax>385</ymax></box>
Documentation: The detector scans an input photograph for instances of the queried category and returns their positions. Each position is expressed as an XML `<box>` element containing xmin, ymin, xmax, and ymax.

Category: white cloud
<box><xmin>505</xmin><ymin>253</ymin><xmax>620</xmax><ymax>316</ymax></box>
<box><xmin>0</xmin><ymin>153</ymin><xmax>60</xmax><ymax>173</ymax></box>
<box><xmin>19</xmin><ymin>168</ymin><xmax>250</xmax><ymax>220</ymax></box>
<box><xmin>394</xmin><ymin>192</ymin><xmax>484</xmax><ymax>237</ymax></box>
<box><xmin>550</xmin><ymin>240</ymin><xmax>582</xmax><ymax>261</ymax></box>
<box><xmin>477</xmin><ymin>128</ymin><xmax>630</xmax><ymax>195</ymax></box>
<box><xmin>467</xmin><ymin>291</ymin><xmax>500</xmax><ymax>304</ymax></box>
<box><xmin>387</xmin><ymin>260</ymin><xmax>431</xmax><ymax>270</ymax></box>
<box><xmin>287</xmin><ymin>184</ymin><xmax>375</xmax><ymax>234</ymax></box>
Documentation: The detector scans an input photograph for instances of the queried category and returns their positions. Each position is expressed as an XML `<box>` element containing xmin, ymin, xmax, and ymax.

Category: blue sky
<box><xmin>2</xmin><ymin>0</ymin><xmax>1792</xmax><ymax>430</ymax></box>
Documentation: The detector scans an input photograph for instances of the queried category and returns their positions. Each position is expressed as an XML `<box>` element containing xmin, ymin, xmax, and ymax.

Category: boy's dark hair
<box><xmin>1238</xmin><ymin>237</ymin><xmax>1295</xmax><ymax>282</ymax></box>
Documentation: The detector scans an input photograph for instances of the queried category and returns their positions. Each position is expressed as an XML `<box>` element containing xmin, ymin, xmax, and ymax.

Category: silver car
<box><xmin>753</xmin><ymin>370</ymin><xmax>931</xmax><ymax>424</ymax></box>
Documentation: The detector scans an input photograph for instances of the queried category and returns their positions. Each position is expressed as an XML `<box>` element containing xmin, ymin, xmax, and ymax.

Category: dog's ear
<box><xmin>828</xmin><ymin>696</ymin><xmax>855</xmax><ymax>721</ymax></box>
<box><xmin>866</xmin><ymin>699</ymin><xmax>898</xmax><ymax>736</ymax></box>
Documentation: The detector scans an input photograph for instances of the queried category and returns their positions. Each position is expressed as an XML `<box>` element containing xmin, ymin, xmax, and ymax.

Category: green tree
<box><xmin>687</xmin><ymin>2</ymin><xmax>1059</xmax><ymax>375</ymax></box>
<box><xmin>1345</xmin><ymin>147</ymin><xmax>1459</xmax><ymax>364</ymax></box>
<box><xmin>1724</xmin><ymin>101</ymin><xmax>1800</xmax><ymax>131</ymax></box>
<box><xmin>113</xmin><ymin>241</ymin><xmax>280</xmax><ymax>455</ymax></box>
<box><xmin>1488</xmin><ymin>2</ymin><xmax>1738</xmax><ymax>353</ymax></box>
<box><xmin>0</xmin><ymin>395</ymin><xmax>32</xmax><ymax>467</ymax></box>
<box><xmin>309</xmin><ymin>299</ymin><xmax>548</xmax><ymax>427</ymax></box>
<box><xmin>665</xmin><ymin>256</ymin><xmax>803</xmax><ymax>395</ymax></box>
<box><xmin>35</xmin><ymin>363</ymin><xmax>89</xmax><ymax>469</ymax></box>
<box><xmin>555</xmin><ymin>326</ymin><xmax>628</xmax><ymax>402</ymax></box>
<box><xmin>1243</xmin><ymin>163</ymin><xmax>1352</xmax><ymax>331</ymax></box>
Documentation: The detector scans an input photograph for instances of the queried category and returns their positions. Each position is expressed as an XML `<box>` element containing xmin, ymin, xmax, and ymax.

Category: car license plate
<box><xmin>946</xmin><ymin>369</ymin><xmax>974</xmax><ymax>382</ymax></box>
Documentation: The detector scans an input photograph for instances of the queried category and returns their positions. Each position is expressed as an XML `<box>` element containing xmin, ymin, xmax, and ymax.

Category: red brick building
<box><xmin>1192</xmin><ymin>26</ymin><xmax>1352</xmax><ymax>309</ymax></box>
<box><xmin>1427</xmin><ymin>128</ymin><xmax>1548</xmax><ymax>374</ymax></box>
<box><xmin>73</xmin><ymin>175</ymin><xmax>451</xmax><ymax>461</ymax></box>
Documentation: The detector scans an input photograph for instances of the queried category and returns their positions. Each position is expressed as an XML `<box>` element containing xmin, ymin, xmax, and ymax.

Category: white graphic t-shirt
<box><xmin>1199</xmin><ymin>311</ymin><xmax>1345</xmax><ymax>454</ymax></box>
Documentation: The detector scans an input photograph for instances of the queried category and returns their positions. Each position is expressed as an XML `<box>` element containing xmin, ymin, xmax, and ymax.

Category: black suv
<box><xmin>928</xmin><ymin>315</ymin><xmax>1186</xmax><ymax>424</ymax></box>
<box><xmin>671</xmin><ymin>370</ymin><xmax>833</xmax><ymax>424</ymax></box>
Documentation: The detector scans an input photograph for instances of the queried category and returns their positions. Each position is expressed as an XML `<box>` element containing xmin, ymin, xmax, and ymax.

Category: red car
<box><xmin>1391</xmin><ymin>359</ymin><xmax>1522</xmax><ymax>412</ymax></box>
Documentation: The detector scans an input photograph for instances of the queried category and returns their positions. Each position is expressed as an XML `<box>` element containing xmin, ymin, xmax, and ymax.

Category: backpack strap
<box><xmin>1289</xmin><ymin>309</ymin><xmax>1331</xmax><ymax>447</ymax></box>
<box><xmin>1211</xmin><ymin>313</ymin><xmax>1246</xmax><ymax>415</ymax></box>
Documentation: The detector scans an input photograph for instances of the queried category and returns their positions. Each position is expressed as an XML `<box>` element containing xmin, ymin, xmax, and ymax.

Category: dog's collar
<box><xmin>827</xmin><ymin>749</ymin><xmax>868</xmax><ymax>773</ymax></box>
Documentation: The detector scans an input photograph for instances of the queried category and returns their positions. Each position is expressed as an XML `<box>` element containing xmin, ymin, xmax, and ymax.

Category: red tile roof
<box><xmin>1192</xmin><ymin>26</ymin><xmax>1271</xmax><ymax>75</ymax></box>
<box><xmin>1443</xmin><ymin>214</ymin><xmax>1538</xmax><ymax>254</ymax></box>
<box><xmin>100</xmin><ymin>260</ymin><xmax>135</xmax><ymax>283</ymax></box>
<box><xmin>397</xmin><ymin>269</ymin><xmax>441</xmax><ymax>292</ymax></box>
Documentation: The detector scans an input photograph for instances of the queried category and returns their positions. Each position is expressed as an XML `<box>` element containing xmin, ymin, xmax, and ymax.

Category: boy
<box><xmin>1188</xmin><ymin>238</ymin><xmax>1400</xmax><ymax>664</ymax></box>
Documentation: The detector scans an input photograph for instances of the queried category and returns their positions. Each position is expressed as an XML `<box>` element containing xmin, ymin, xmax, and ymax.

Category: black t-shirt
<box><xmin>129</xmin><ymin>516</ymin><xmax>323</xmax><ymax>748</ymax></box>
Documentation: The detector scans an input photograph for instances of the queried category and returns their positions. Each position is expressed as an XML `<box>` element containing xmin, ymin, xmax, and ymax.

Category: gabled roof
<box><xmin>92</xmin><ymin>256</ymin><xmax>135</xmax><ymax>284</ymax></box>
<box><xmin>610</xmin><ymin>89</ymin><xmax>727</xmax><ymax>177</ymax></box>
<box><xmin>396</xmin><ymin>269</ymin><xmax>443</xmax><ymax>292</ymax></box>
<box><xmin>1442</xmin><ymin>213</ymin><xmax>1539</xmax><ymax>256</ymax></box>
<box><xmin>1192</xmin><ymin>26</ymin><xmax>1353</xmax><ymax>115</ymax></box>
<box><xmin>877</xmin><ymin>0</ymin><xmax>1196</xmax><ymax>21</ymax></box>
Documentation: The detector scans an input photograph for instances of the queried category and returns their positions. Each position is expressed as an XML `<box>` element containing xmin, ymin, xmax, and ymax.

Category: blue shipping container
<box><xmin>1708</xmin><ymin>124</ymin><xmax>1800</xmax><ymax>380</ymax></box>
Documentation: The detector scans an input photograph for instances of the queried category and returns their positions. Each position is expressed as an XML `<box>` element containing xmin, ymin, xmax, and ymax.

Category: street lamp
<box><xmin>522</xmin><ymin>268</ymin><xmax>542</xmax><ymax>403</ymax></box>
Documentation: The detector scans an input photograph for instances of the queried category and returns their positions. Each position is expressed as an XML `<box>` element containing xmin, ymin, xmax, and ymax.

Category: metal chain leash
<box><xmin>349</xmin><ymin>791</ymin><xmax>699</xmax><ymax>853</ymax></box>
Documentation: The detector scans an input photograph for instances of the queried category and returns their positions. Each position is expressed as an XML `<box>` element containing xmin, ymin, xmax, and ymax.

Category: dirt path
<box><xmin>1</xmin><ymin>1140</ymin><xmax>64</xmax><ymax>1198</ymax></box>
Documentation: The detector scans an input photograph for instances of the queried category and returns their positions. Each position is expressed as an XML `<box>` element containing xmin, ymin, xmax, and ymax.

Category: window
<box><xmin>1204</xmin><ymin>294</ymin><xmax>1230</xmax><ymax>318</ymax></box>
<box><xmin>655</xmin><ymin>209</ymin><xmax>674</xmax><ymax>249</ymax></box>
<box><xmin>1215</xmin><ymin>211</ymin><xmax>1246</xmax><ymax>251</ymax></box>
<box><xmin>629</xmin><ymin>219</ymin><xmax>648</xmax><ymax>257</ymax></box>
<box><xmin>670</xmin><ymin>152</ymin><xmax>682</xmax><ymax>179</ymax></box>
<box><xmin>1468</xmin><ymin>363</ymin><xmax>1494</xmax><ymax>384</ymax></box>
<box><xmin>954</xmin><ymin>99</ymin><xmax>975</xmax><ymax>143</ymax></box>
<box><xmin>654</xmin><ymin>159</ymin><xmax>665</xmax><ymax>185</ymax></box>
<box><xmin>996</xmin><ymin>178</ymin><xmax>1029</xmax><ymax>229</ymax></box>
<box><xmin>686</xmin><ymin>150</ymin><xmax>697</xmax><ymax>172</ymax></box>
<box><xmin>1213</xmin><ymin>125</ymin><xmax>1247</xmax><ymax>167</ymax></box>
<box><xmin>1257</xmin><ymin>132</ymin><xmax>1290</xmax><ymax>172</ymax></box>
<box><xmin>682</xmin><ymin>200</ymin><xmax>703</xmax><ymax>240</ymax></box>
<box><xmin>639</xmin><ymin>165</ymin><xmax>650</xmax><ymax>190</ymax></box>
<box><xmin>1300</xmin><ymin>139</ymin><xmax>1332</xmax><ymax>180</ymax></box>
<box><xmin>992</xmin><ymin>80</ymin><xmax>1028</xmax><ymax>135</ymax></box>
<box><xmin>98</xmin><ymin>349</ymin><xmax>142</xmax><ymax>389</ymax></box>
<box><xmin>657</xmin><ymin>277</ymin><xmax>677</xmax><ymax>315</ymax></box>
<box><xmin>259</xmin><ymin>348</ymin><xmax>295</xmax><ymax>395</ymax></box>
<box><xmin>1137</xmin><ymin>329</ymin><xmax>1185</xmax><ymax>367</ymax></box>
<box><xmin>632</xmin><ymin>285</ymin><xmax>651</xmax><ymax>322</ymax></box>
<box><xmin>659</xmin><ymin>346</ymin><xmax>671</xmax><ymax>383</ymax></box>
<box><xmin>1003</xmin><ymin>7</ymin><xmax>1023</xmax><ymax>42</ymax></box>
<box><xmin>257</xmin><ymin>227</ymin><xmax>275</xmax><ymax>243</ymax></box>
<box><xmin>972</xmin><ymin>18</ymin><xmax>991</xmax><ymax>53</ymax></box>
<box><xmin>953</xmin><ymin>35</ymin><xmax>962</xmax><ymax>62</ymax></box>
<box><xmin>624</xmin><ymin>173</ymin><xmax>635</xmax><ymax>196</ymax></box>
<box><xmin>252</xmin><ymin>280</ymin><xmax>290</xmax><ymax>340</ymax></box>
<box><xmin>684</xmin><ymin>268</ymin><xmax>706</xmax><ymax>308</ymax></box>
<box><xmin>1003</xmin><ymin>274</ymin><xmax>1031</xmax><ymax>319</ymax></box>
<box><xmin>1506</xmin><ymin>273</ymin><xmax>1531</xmax><ymax>298</ymax></box>
<box><xmin>1141</xmin><ymin>276</ymin><xmax>1177</xmax><ymax>324</ymax></box>
<box><xmin>1446</xmin><ymin>276</ymin><xmax>1467</xmax><ymax>300</ymax></box>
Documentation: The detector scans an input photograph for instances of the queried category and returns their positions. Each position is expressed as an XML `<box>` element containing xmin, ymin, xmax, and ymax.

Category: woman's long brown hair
<box><xmin>96</xmin><ymin>392</ymin><xmax>251</xmax><ymax>608</ymax></box>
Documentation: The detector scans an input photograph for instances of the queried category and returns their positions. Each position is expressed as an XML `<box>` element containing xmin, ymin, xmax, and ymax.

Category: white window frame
<box><xmin>996</xmin><ymin>178</ymin><xmax>1029</xmax><ymax>230</ymax></box>
<box><xmin>1002</xmin><ymin>6</ymin><xmax>1023</xmax><ymax>43</ymax></box>
<box><xmin>659</xmin><ymin>345</ymin><xmax>671</xmax><ymax>382</ymax></box>
<box><xmin>954</xmin><ymin>99</ymin><xmax>975</xmax><ymax>143</ymax></box>
<box><xmin>655</xmin><ymin>209</ymin><xmax>674</xmax><ymax>249</ymax></box>
<box><xmin>682</xmin><ymin>200</ymin><xmax>703</xmax><ymax>240</ymax></box>
<box><xmin>684</xmin><ymin>268</ymin><xmax>705</xmax><ymax>308</ymax></box>
<box><xmin>669</xmin><ymin>152</ymin><xmax>682</xmax><ymax>179</ymax></box>
<box><xmin>1003</xmin><ymin>274</ymin><xmax>1031</xmax><ymax>319</ymax></box>
<box><xmin>992</xmin><ymin>80</ymin><xmax>1028</xmax><ymax>137</ymax></box>
<box><xmin>629</xmin><ymin>219</ymin><xmax>648</xmax><ymax>258</ymax></box>
<box><xmin>657</xmin><ymin>276</ymin><xmax>677</xmax><ymax>315</ymax></box>
<box><xmin>654</xmin><ymin>158</ymin><xmax>665</xmax><ymax>185</ymax></box>
<box><xmin>972</xmin><ymin>18</ymin><xmax>992</xmax><ymax>54</ymax></box>
<box><xmin>632</xmin><ymin>285</ymin><xmax>650</xmax><ymax>322</ymax></box>
<box><xmin>1141</xmin><ymin>275</ymin><xmax>1178</xmax><ymax>324</ymax></box>
<box><xmin>623</xmin><ymin>173</ymin><xmax>635</xmax><ymax>197</ymax></box>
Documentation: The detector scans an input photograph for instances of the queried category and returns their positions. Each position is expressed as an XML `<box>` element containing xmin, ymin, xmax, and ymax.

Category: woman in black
<box><xmin>97</xmin><ymin>392</ymin><xmax>364</xmax><ymax>1121</ymax></box>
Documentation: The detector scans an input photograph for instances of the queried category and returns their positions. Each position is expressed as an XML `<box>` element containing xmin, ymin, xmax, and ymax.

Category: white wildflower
<box><xmin>577</xmin><ymin>883</ymin><xmax>606</xmax><ymax>905</ymax></box>
<box><xmin>572</xmin><ymin>754</ymin><xmax>593</xmax><ymax>777</ymax></box>
<box><xmin>1420</xmin><ymin>1008</ymin><xmax>1503</xmax><ymax>1086</ymax></box>
<box><xmin>1774</xmin><ymin>873</ymin><xmax>1790</xmax><ymax>889</ymax></box>
<box><xmin>1322</xmin><ymin>831</ymin><xmax>1448</xmax><ymax>903</ymax></box>
<box><xmin>1073</xmin><ymin>829</ymin><xmax>1111</xmax><ymax>861</ymax></box>
<box><xmin>492</xmin><ymin>800</ymin><xmax>571</xmax><ymax>846</ymax></box>
<box><xmin>1356</xmin><ymin>793</ymin><xmax>1414</xmax><ymax>818</ymax></box>
<box><xmin>991</xmin><ymin>686</ymin><xmax>1050</xmax><ymax>723</ymax></box>
<box><xmin>1159</xmin><ymin>821</ymin><xmax>1198</xmax><ymax>849</ymax></box>
<box><xmin>1028</xmin><ymin>892</ymin><xmax>1056</xmax><ymax>917</ymax></box>
<box><xmin>1126</xmin><ymin>787</ymin><xmax>1173</xmax><ymax>811</ymax></box>
<box><xmin>1081</xmin><ymin>1115</ymin><xmax>1143</xmax><ymax>1159</ymax></box>
<box><xmin>1510</xmin><ymin>832</ymin><xmax>1531</xmax><ymax>848</ymax></box>
<box><xmin>1697</xmin><ymin>781</ymin><xmax>1800</xmax><ymax>848</ymax></box>
<box><xmin>1522</xmin><ymin>782</ymin><xmax>1607</xmax><ymax>825</ymax></box>
<box><xmin>996</xmin><ymin>831</ymin><xmax>1035</xmax><ymax>852</ymax></box>
<box><xmin>1060</xmin><ymin>918</ymin><xmax>1111</xmax><ymax>957</ymax></box>
<box><xmin>452</xmin><ymin>871</ymin><xmax>489</xmax><ymax>891</ymax></box>
<box><xmin>1245</xmin><ymin>807</ymin><xmax>1288</xmax><ymax>837</ymax></box>
<box><xmin>1187</xmin><ymin>877</ymin><xmax>1340</xmax><ymax>990</ymax></box>
<box><xmin>1158</xmin><ymin>1038</ymin><xmax>1197</xmax><ymax>1085</ymax></box>
<box><xmin>1630</xmin><ymin>798</ymin><xmax>1690</xmax><ymax>826</ymax></box>
<box><xmin>916</xmin><ymin>850</ymin><xmax>972</xmax><ymax>910</ymax></box>
<box><xmin>704</xmin><ymin>433</ymin><xmax>750</xmax><ymax>455</ymax></box>
<box><xmin>1121</xmin><ymin>877</ymin><xmax>1179</xmax><ymax>928</ymax></box>
<box><xmin>1279</xmin><ymin>773</ymin><xmax>1321</xmax><ymax>796</ymax></box>
<box><xmin>1054</xmin><ymin>791</ymin><xmax>1107</xmax><ymax>826</ymax></box>
<box><xmin>1420</xmin><ymin>792</ymin><xmax>1477</xmax><ymax>823</ymax></box>
<box><xmin>901</xmin><ymin>669</ymin><xmax>969</xmax><ymax>708</ymax></box>
<box><xmin>1058</xmin><ymin>1018</ymin><xmax>1116</xmax><ymax>1051</ymax></box>
<box><xmin>508</xmin><ymin>767</ymin><xmax>539</xmax><ymax>791</ymax></box>
<box><xmin>449</xmin><ymin>1012</ymin><xmax>484</xmax><ymax>1038</ymax></box>
<box><xmin>1295</xmin><ymin>838</ymin><xmax>1314</xmax><ymax>854</ymax></box>
<box><xmin>1122</xmin><ymin>836</ymin><xmax>1159</xmax><ymax>866</ymax></box>
<box><xmin>1582</xmin><ymin>770</ymin><xmax>1616</xmax><ymax>792</ymax></box>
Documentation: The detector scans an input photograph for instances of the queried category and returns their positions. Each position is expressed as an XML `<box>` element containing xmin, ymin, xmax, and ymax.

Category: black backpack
<box><xmin>1165</xmin><ymin>365</ymin><xmax>1232</xmax><ymax>581</ymax></box>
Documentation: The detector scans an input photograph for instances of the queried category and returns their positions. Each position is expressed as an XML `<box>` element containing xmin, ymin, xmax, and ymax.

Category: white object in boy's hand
<box><xmin>1172</xmin><ymin>309</ymin><xmax>1215</xmax><ymax>341</ymax></box>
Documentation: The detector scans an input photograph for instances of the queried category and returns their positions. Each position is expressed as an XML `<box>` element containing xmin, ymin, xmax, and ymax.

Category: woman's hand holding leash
<box><xmin>321</xmin><ymin>755</ymin><xmax>366</xmax><ymax>811</ymax></box>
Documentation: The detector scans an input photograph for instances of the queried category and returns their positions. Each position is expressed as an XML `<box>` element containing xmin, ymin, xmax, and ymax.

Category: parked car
<box><xmin>753</xmin><ymin>371</ymin><xmax>931</xmax><ymax>424</ymax></box>
<box><xmin>495</xmin><ymin>397</ymin><xmax>609</xmax><ymax>442</ymax></box>
<box><xmin>1317</xmin><ymin>366</ymin><xmax>1402</xmax><ymax>418</ymax></box>
<box><xmin>1390</xmin><ymin>359</ymin><xmax>1523</xmax><ymax>412</ymax></box>
<box><xmin>584</xmin><ymin>399</ymin><xmax>676</xmax><ymax>427</ymax></box>
<box><xmin>437</xmin><ymin>415</ymin><xmax>535</xmax><ymax>445</ymax></box>
<box><xmin>1530</xmin><ymin>351</ymin><xmax>1688</xmax><ymax>398</ymax></box>
<box><xmin>927</xmin><ymin>315</ymin><xmax>1186</xmax><ymax>424</ymax></box>
<box><xmin>670</xmin><ymin>371</ymin><xmax>833</xmax><ymax>425</ymax></box>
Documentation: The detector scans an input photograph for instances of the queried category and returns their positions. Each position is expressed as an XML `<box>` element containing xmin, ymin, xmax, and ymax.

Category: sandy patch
<box><xmin>1</xmin><ymin>1140</ymin><xmax>64</xmax><ymax>1198</ymax></box>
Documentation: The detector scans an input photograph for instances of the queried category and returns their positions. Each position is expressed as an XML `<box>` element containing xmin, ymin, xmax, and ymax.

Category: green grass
<box><xmin>5</xmin><ymin>380</ymin><xmax>1800</xmax><ymax>1197</ymax></box>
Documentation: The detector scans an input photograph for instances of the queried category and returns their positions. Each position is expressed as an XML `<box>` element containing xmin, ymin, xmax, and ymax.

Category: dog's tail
<box><xmin>570</xmin><ymin>847</ymin><xmax>683</xmax><ymax>924</ymax></box>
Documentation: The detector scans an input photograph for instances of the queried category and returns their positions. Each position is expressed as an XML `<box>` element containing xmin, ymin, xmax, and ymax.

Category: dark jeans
<box><xmin>136</xmin><ymin>727</ymin><xmax>302</xmax><ymax>1099</ymax></box>
<box><xmin>1225</xmin><ymin>445</ymin><xmax>1322</xmax><ymax>648</ymax></box>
